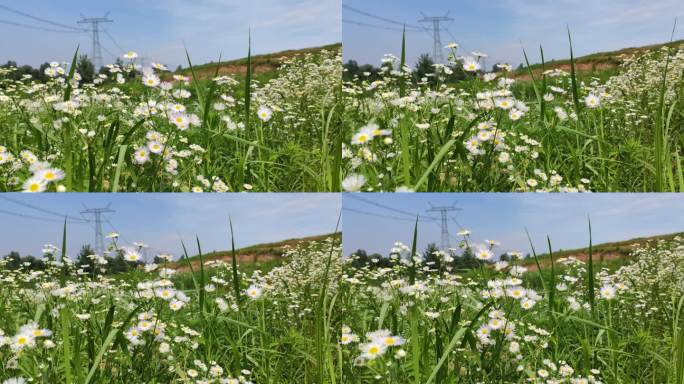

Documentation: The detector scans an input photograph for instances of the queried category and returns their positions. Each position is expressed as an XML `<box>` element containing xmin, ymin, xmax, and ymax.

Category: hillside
<box><xmin>514</xmin><ymin>39</ymin><xmax>684</xmax><ymax>78</ymax></box>
<box><xmin>172</xmin><ymin>232</ymin><xmax>341</xmax><ymax>271</ymax></box>
<box><xmin>177</xmin><ymin>43</ymin><xmax>341</xmax><ymax>80</ymax></box>
<box><xmin>522</xmin><ymin>231</ymin><xmax>684</xmax><ymax>270</ymax></box>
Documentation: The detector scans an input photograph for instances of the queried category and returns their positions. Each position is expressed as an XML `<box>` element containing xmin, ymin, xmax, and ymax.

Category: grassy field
<box><xmin>0</xmin><ymin>43</ymin><xmax>342</xmax><ymax>192</ymax></box>
<box><xmin>3</xmin><ymin>222</ymin><xmax>683</xmax><ymax>382</ymax></box>
<box><xmin>341</xmin><ymin>32</ymin><xmax>684</xmax><ymax>192</ymax></box>
<box><xmin>0</xmin><ymin>230</ymin><xmax>342</xmax><ymax>383</ymax></box>
<box><xmin>338</xmin><ymin>227</ymin><xmax>684</xmax><ymax>383</ymax></box>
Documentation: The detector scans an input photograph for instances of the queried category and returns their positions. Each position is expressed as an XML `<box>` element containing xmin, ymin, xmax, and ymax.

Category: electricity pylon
<box><xmin>419</xmin><ymin>12</ymin><xmax>453</xmax><ymax>64</ymax></box>
<box><xmin>81</xmin><ymin>204</ymin><xmax>115</xmax><ymax>255</ymax></box>
<box><xmin>78</xmin><ymin>14</ymin><xmax>112</xmax><ymax>69</ymax></box>
<box><xmin>426</xmin><ymin>202</ymin><xmax>461</xmax><ymax>251</ymax></box>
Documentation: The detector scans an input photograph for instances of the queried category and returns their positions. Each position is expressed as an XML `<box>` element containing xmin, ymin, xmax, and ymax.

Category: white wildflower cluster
<box><xmin>341</xmin><ymin>46</ymin><xmax>592</xmax><ymax>192</ymax></box>
<box><xmin>0</xmin><ymin>47</ymin><xmax>341</xmax><ymax>192</ymax></box>
<box><xmin>336</xmin><ymin>229</ymin><xmax>673</xmax><ymax>381</ymax></box>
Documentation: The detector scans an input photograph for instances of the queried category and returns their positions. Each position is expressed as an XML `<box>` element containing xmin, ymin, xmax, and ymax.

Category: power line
<box><xmin>0</xmin><ymin>18</ymin><xmax>86</xmax><ymax>34</ymax></box>
<box><xmin>345</xmin><ymin>193</ymin><xmax>439</xmax><ymax>220</ymax></box>
<box><xmin>103</xmin><ymin>216</ymin><xmax>133</xmax><ymax>246</ymax></box>
<box><xmin>343</xmin><ymin>19</ymin><xmax>423</xmax><ymax>33</ymax></box>
<box><xmin>103</xmin><ymin>29</ymin><xmax>126</xmax><ymax>54</ymax></box>
<box><xmin>0</xmin><ymin>195</ymin><xmax>89</xmax><ymax>222</ymax></box>
<box><xmin>442</xmin><ymin>27</ymin><xmax>472</xmax><ymax>57</ymax></box>
<box><xmin>100</xmin><ymin>43</ymin><xmax>119</xmax><ymax>61</ymax></box>
<box><xmin>0</xmin><ymin>207</ymin><xmax>87</xmax><ymax>224</ymax></box>
<box><xmin>342</xmin><ymin>207</ymin><xmax>435</xmax><ymax>222</ymax></box>
<box><xmin>0</xmin><ymin>4</ymin><xmax>86</xmax><ymax>32</ymax></box>
<box><xmin>343</xmin><ymin>5</ymin><xmax>423</xmax><ymax>30</ymax></box>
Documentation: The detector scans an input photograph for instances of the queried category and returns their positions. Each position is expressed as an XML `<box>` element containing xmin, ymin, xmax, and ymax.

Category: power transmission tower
<box><xmin>78</xmin><ymin>14</ymin><xmax>112</xmax><ymax>69</ymax></box>
<box><xmin>81</xmin><ymin>204</ymin><xmax>115</xmax><ymax>255</ymax></box>
<box><xmin>418</xmin><ymin>12</ymin><xmax>453</xmax><ymax>64</ymax></box>
<box><xmin>426</xmin><ymin>202</ymin><xmax>461</xmax><ymax>251</ymax></box>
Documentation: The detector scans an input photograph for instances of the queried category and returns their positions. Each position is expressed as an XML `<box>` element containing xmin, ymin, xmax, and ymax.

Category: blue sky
<box><xmin>343</xmin><ymin>0</ymin><xmax>684</xmax><ymax>67</ymax></box>
<box><xmin>342</xmin><ymin>193</ymin><xmax>684</xmax><ymax>257</ymax></box>
<box><xmin>0</xmin><ymin>0</ymin><xmax>341</xmax><ymax>67</ymax></box>
<box><xmin>0</xmin><ymin>193</ymin><xmax>340</xmax><ymax>261</ymax></box>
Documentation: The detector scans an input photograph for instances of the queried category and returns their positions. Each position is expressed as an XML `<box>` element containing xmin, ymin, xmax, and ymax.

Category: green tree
<box><xmin>414</xmin><ymin>53</ymin><xmax>435</xmax><ymax>85</ymax></box>
<box><xmin>3</xmin><ymin>251</ymin><xmax>22</xmax><ymax>270</ymax></box>
<box><xmin>453</xmin><ymin>246</ymin><xmax>482</xmax><ymax>270</ymax></box>
<box><xmin>76</xmin><ymin>244</ymin><xmax>97</xmax><ymax>277</ymax></box>
<box><xmin>423</xmin><ymin>243</ymin><xmax>441</xmax><ymax>272</ymax></box>
<box><xmin>77</xmin><ymin>54</ymin><xmax>95</xmax><ymax>84</ymax></box>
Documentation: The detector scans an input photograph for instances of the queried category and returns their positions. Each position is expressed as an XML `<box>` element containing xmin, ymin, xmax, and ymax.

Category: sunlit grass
<box><xmin>0</xmin><ymin>42</ymin><xmax>343</xmax><ymax>192</ymax></box>
<box><xmin>341</xmin><ymin>30</ymin><xmax>684</xmax><ymax>192</ymax></box>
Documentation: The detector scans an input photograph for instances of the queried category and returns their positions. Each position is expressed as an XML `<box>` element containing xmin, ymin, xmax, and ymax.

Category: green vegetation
<box><xmin>342</xmin><ymin>32</ymin><xmax>684</xmax><ymax>192</ymax></box>
<box><xmin>0</xmin><ymin>231</ymin><xmax>342</xmax><ymax>383</ymax></box>
<box><xmin>337</xmin><ymin>227</ymin><xmax>684</xmax><ymax>383</ymax></box>
<box><xmin>0</xmin><ymin>43</ymin><xmax>342</xmax><ymax>192</ymax></box>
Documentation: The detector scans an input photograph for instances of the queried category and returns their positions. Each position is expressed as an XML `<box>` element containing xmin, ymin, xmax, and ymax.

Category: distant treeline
<box><xmin>343</xmin><ymin>53</ymin><xmax>523</xmax><ymax>83</ymax></box>
<box><xmin>349</xmin><ymin>243</ymin><xmax>528</xmax><ymax>272</ymax></box>
<box><xmin>0</xmin><ymin>54</ymin><xmax>147</xmax><ymax>84</ymax></box>
<box><xmin>1</xmin><ymin>244</ymin><xmax>166</xmax><ymax>276</ymax></box>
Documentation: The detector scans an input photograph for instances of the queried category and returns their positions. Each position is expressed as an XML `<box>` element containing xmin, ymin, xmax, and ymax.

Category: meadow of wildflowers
<box><xmin>341</xmin><ymin>34</ymin><xmax>684</xmax><ymax>192</ymax></box>
<box><xmin>0</xmin><ymin>231</ymin><xmax>342</xmax><ymax>383</ymax></box>
<box><xmin>0</xmin><ymin>46</ymin><xmax>342</xmax><ymax>192</ymax></box>
<box><xmin>338</xmin><ymin>229</ymin><xmax>684</xmax><ymax>383</ymax></box>
<box><xmin>4</xmin><ymin>220</ymin><xmax>683</xmax><ymax>383</ymax></box>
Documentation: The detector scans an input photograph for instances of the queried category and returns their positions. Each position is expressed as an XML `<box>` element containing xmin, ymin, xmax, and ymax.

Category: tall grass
<box><xmin>0</xmin><ymin>40</ymin><xmax>342</xmax><ymax>192</ymax></box>
<box><xmin>342</xmin><ymin>28</ymin><xmax>684</xmax><ymax>192</ymax></box>
<box><xmin>338</xmin><ymin>225</ymin><xmax>684</xmax><ymax>382</ymax></box>
<box><xmin>0</xmin><ymin>225</ymin><xmax>342</xmax><ymax>382</ymax></box>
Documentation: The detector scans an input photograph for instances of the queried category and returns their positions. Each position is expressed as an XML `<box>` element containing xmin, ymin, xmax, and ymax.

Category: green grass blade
<box><xmin>413</xmin><ymin>138</ymin><xmax>455</xmax><ymax>191</ymax></box>
<box><xmin>244</xmin><ymin>31</ymin><xmax>252</xmax><ymax>131</ymax></box>
<box><xmin>61</xmin><ymin>308</ymin><xmax>73</xmax><ymax>384</ymax></box>
<box><xmin>587</xmin><ymin>217</ymin><xmax>596</xmax><ymax>318</ymax></box>
<box><xmin>61</xmin><ymin>218</ymin><xmax>68</xmax><ymax>282</ymax></box>
<box><xmin>63</xmin><ymin>46</ymin><xmax>79</xmax><ymax>102</ymax></box>
<box><xmin>425</xmin><ymin>327</ymin><xmax>468</xmax><ymax>384</ymax></box>
<box><xmin>111</xmin><ymin>145</ymin><xmax>128</xmax><ymax>192</ymax></box>
<box><xmin>229</xmin><ymin>217</ymin><xmax>241</xmax><ymax>308</ymax></box>
<box><xmin>400</xmin><ymin>27</ymin><xmax>406</xmax><ymax>97</ymax></box>
<box><xmin>567</xmin><ymin>27</ymin><xmax>581</xmax><ymax>115</ymax></box>
<box><xmin>547</xmin><ymin>236</ymin><xmax>556</xmax><ymax>315</ymax></box>
<box><xmin>180</xmin><ymin>240</ymin><xmax>199</xmax><ymax>293</ymax></box>
<box><xmin>196</xmin><ymin>236</ymin><xmax>206</xmax><ymax>317</ymax></box>
<box><xmin>83</xmin><ymin>328</ymin><xmax>118</xmax><ymax>384</ymax></box>
<box><xmin>409</xmin><ymin>216</ymin><xmax>418</xmax><ymax>285</ymax></box>
<box><xmin>525</xmin><ymin>229</ymin><xmax>547</xmax><ymax>293</ymax></box>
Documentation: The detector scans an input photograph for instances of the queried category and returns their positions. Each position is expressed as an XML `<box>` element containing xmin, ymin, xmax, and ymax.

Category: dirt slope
<box><xmin>171</xmin><ymin>232</ymin><xmax>340</xmax><ymax>272</ymax></box>
<box><xmin>513</xmin><ymin>39</ymin><xmax>684</xmax><ymax>79</ymax></box>
<box><xmin>522</xmin><ymin>232</ymin><xmax>684</xmax><ymax>271</ymax></box>
<box><xmin>177</xmin><ymin>43</ymin><xmax>341</xmax><ymax>80</ymax></box>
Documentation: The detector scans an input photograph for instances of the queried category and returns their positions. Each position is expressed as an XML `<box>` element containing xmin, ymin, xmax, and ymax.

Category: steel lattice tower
<box><xmin>426</xmin><ymin>203</ymin><xmax>461</xmax><ymax>251</ymax></box>
<box><xmin>419</xmin><ymin>13</ymin><xmax>453</xmax><ymax>64</ymax></box>
<box><xmin>81</xmin><ymin>205</ymin><xmax>115</xmax><ymax>255</ymax></box>
<box><xmin>78</xmin><ymin>15</ymin><xmax>112</xmax><ymax>70</ymax></box>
